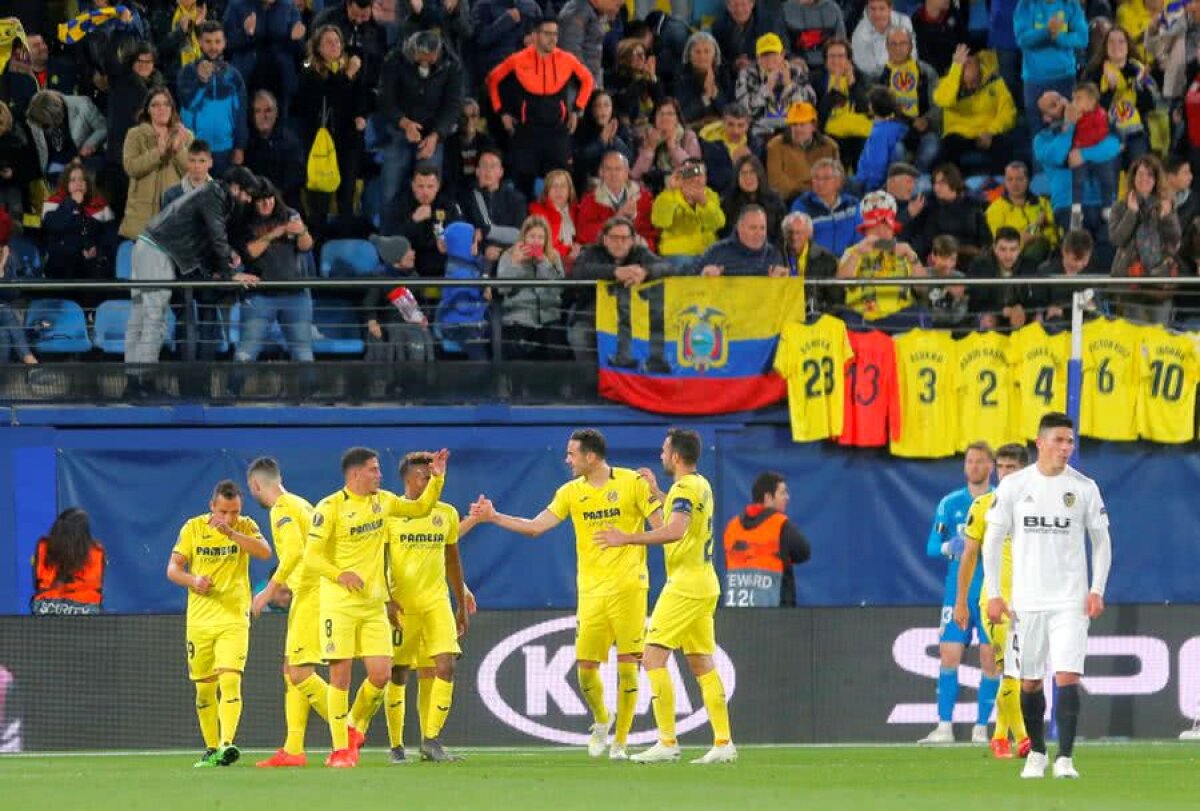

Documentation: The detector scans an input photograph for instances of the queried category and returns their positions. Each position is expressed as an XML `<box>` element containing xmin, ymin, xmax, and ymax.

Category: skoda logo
<box><xmin>477</xmin><ymin>616</ymin><xmax>737</xmax><ymax>746</ymax></box>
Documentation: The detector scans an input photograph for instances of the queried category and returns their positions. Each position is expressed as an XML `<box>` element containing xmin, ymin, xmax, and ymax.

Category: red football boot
<box><xmin>348</xmin><ymin>726</ymin><xmax>366</xmax><ymax>754</ymax></box>
<box><xmin>257</xmin><ymin>749</ymin><xmax>307</xmax><ymax>768</ymax></box>
<box><xmin>1016</xmin><ymin>737</ymin><xmax>1033</xmax><ymax>758</ymax></box>
<box><xmin>325</xmin><ymin>748</ymin><xmax>357</xmax><ymax>768</ymax></box>
<box><xmin>989</xmin><ymin>738</ymin><xmax>1013</xmax><ymax>759</ymax></box>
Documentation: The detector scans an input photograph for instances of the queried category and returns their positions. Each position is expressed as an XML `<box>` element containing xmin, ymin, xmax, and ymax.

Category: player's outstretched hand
<box><xmin>1086</xmin><ymin>592</ymin><xmax>1105</xmax><ymax>619</ymax></box>
<box><xmin>192</xmin><ymin>575</ymin><xmax>213</xmax><ymax>595</ymax></box>
<box><xmin>595</xmin><ymin>528</ymin><xmax>629</xmax><ymax>549</ymax></box>
<box><xmin>470</xmin><ymin>496</ymin><xmax>496</xmax><ymax>522</ymax></box>
<box><xmin>986</xmin><ymin>596</ymin><xmax>1009</xmax><ymax>625</ymax></box>
<box><xmin>431</xmin><ymin>448</ymin><xmax>450</xmax><ymax>476</ymax></box>
<box><xmin>251</xmin><ymin>589</ymin><xmax>270</xmax><ymax>619</ymax></box>
<box><xmin>338</xmin><ymin>570</ymin><xmax>365</xmax><ymax>592</ymax></box>
<box><xmin>952</xmin><ymin>598</ymin><xmax>969</xmax><ymax>630</ymax></box>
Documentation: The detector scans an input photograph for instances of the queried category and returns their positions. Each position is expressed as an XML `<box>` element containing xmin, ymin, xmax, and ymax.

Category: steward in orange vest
<box><xmin>722</xmin><ymin>472</ymin><xmax>810</xmax><ymax>606</ymax></box>
<box><xmin>30</xmin><ymin>507</ymin><xmax>105</xmax><ymax>615</ymax></box>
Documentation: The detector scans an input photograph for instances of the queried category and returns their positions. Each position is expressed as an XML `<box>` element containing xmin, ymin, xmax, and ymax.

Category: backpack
<box><xmin>306</xmin><ymin>102</ymin><xmax>340</xmax><ymax>193</ymax></box>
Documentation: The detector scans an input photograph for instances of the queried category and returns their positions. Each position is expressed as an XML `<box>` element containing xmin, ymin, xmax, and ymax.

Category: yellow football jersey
<box><xmin>547</xmin><ymin>467</ymin><xmax>660</xmax><ymax>597</ymax></box>
<box><xmin>306</xmin><ymin>477</ymin><xmax>444</xmax><ymax>610</ymax></box>
<box><xmin>173</xmin><ymin>513</ymin><xmax>263</xmax><ymax>628</ymax></box>
<box><xmin>1081</xmin><ymin>318</ymin><xmax>1141</xmax><ymax>441</ymax></box>
<box><xmin>269</xmin><ymin>491</ymin><xmax>318</xmax><ymax>598</ymax></box>
<box><xmin>890</xmin><ymin>329</ymin><xmax>958</xmax><ymax>458</ymax></box>
<box><xmin>1011</xmin><ymin>322</ymin><xmax>1069</xmax><ymax>440</ymax></box>
<box><xmin>774</xmin><ymin>315</ymin><xmax>854</xmax><ymax>442</ymax></box>
<box><xmin>387</xmin><ymin>501</ymin><xmax>459</xmax><ymax>613</ymax></box>
<box><xmin>1136</xmin><ymin>326</ymin><xmax>1200</xmax><ymax>443</ymax></box>
<box><xmin>661</xmin><ymin>472</ymin><xmax>720</xmax><ymax>599</ymax></box>
<box><xmin>963</xmin><ymin>492</ymin><xmax>1011</xmax><ymax>604</ymax></box>
<box><xmin>955</xmin><ymin>330</ymin><xmax>1019</xmax><ymax>451</ymax></box>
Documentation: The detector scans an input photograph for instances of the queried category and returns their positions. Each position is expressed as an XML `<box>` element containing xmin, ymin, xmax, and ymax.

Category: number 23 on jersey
<box><xmin>775</xmin><ymin>316</ymin><xmax>854</xmax><ymax>442</ymax></box>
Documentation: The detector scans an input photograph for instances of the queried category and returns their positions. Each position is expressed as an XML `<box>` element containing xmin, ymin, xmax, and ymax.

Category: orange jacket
<box><xmin>32</xmin><ymin>537</ymin><xmax>105</xmax><ymax>606</ymax></box>
<box><xmin>486</xmin><ymin>46</ymin><xmax>595</xmax><ymax>126</ymax></box>
<box><xmin>723</xmin><ymin>512</ymin><xmax>788</xmax><ymax>574</ymax></box>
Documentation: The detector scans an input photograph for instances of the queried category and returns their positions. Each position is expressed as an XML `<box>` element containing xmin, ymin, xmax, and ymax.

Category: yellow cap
<box><xmin>755</xmin><ymin>33</ymin><xmax>784</xmax><ymax>57</ymax></box>
<box><xmin>786</xmin><ymin>101</ymin><xmax>817</xmax><ymax>124</ymax></box>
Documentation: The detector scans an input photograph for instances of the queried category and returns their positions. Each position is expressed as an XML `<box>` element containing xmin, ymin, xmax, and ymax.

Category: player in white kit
<box><xmin>982</xmin><ymin>412</ymin><xmax>1113</xmax><ymax>781</ymax></box>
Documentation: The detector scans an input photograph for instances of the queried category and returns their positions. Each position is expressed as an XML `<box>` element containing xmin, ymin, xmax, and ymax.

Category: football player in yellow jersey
<box><xmin>166</xmin><ymin>480</ymin><xmax>271</xmax><ymax>768</ymax></box>
<box><xmin>953</xmin><ymin>443</ymin><xmax>1031</xmax><ymax>760</ymax></box>
<box><xmin>244</xmin><ymin>457</ymin><xmax>330</xmax><ymax>768</ymax></box>
<box><xmin>597</xmin><ymin>429</ymin><xmax>735</xmax><ymax>765</ymax></box>
<box><xmin>304</xmin><ymin>446</ymin><xmax>449</xmax><ymax>768</ymax></box>
<box><xmin>471</xmin><ymin>429</ymin><xmax>663</xmax><ymax>760</ymax></box>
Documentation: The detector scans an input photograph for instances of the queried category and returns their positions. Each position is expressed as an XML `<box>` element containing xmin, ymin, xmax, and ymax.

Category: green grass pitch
<box><xmin>3</xmin><ymin>744</ymin><xmax>1199</xmax><ymax>810</ymax></box>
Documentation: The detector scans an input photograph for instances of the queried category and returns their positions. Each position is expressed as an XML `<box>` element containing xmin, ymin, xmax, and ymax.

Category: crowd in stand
<box><xmin>2</xmin><ymin>0</ymin><xmax>1200</xmax><ymax>369</ymax></box>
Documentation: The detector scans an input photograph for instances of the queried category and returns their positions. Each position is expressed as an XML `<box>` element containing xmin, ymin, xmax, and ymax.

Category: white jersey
<box><xmin>984</xmin><ymin>464</ymin><xmax>1108</xmax><ymax>613</ymax></box>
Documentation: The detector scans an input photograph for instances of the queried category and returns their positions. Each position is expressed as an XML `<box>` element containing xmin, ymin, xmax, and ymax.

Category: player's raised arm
<box><xmin>470</xmin><ymin>496</ymin><xmax>563</xmax><ymax>538</ymax></box>
<box><xmin>387</xmin><ymin>449</ymin><xmax>449</xmax><ymax>518</ymax></box>
<box><xmin>209</xmin><ymin>514</ymin><xmax>272</xmax><ymax>560</ymax></box>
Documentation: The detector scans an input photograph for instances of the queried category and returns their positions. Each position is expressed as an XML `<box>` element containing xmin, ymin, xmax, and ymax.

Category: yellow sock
<box><xmin>217</xmin><ymin>671</ymin><xmax>243</xmax><ymax>746</ymax></box>
<box><xmin>993</xmin><ymin>676</ymin><xmax>1011</xmax><ymax>741</ymax></box>
<box><xmin>577</xmin><ymin>666</ymin><xmax>610</xmax><ymax>726</ymax></box>
<box><xmin>295</xmin><ymin>673</ymin><xmax>329</xmax><ymax>721</ymax></box>
<box><xmin>647</xmin><ymin>667</ymin><xmax>676</xmax><ymax>746</ymax></box>
<box><xmin>1002</xmin><ymin>677</ymin><xmax>1027</xmax><ymax>740</ymax></box>
<box><xmin>418</xmin><ymin>675</ymin><xmax>434</xmax><ymax>731</ymax></box>
<box><xmin>423</xmin><ymin>678</ymin><xmax>454</xmax><ymax>740</ymax></box>
<box><xmin>385</xmin><ymin>681</ymin><xmax>407</xmax><ymax>749</ymax></box>
<box><xmin>615</xmin><ymin>662</ymin><xmax>639</xmax><ymax>746</ymax></box>
<box><xmin>195</xmin><ymin>680</ymin><xmax>219</xmax><ymax>749</ymax></box>
<box><xmin>329</xmin><ymin>686</ymin><xmax>350</xmax><ymax>750</ymax></box>
<box><xmin>284</xmin><ymin>678</ymin><xmax>309</xmax><ymax>755</ymax></box>
<box><xmin>350</xmin><ymin>680</ymin><xmax>386</xmax><ymax>734</ymax></box>
<box><xmin>696</xmin><ymin>669</ymin><xmax>731</xmax><ymax>746</ymax></box>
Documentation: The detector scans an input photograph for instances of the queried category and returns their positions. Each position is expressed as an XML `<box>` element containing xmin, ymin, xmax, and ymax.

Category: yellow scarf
<box><xmin>887</xmin><ymin>59</ymin><xmax>921</xmax><ymax>118</ymax></box>
<box><xmin>1102</xmin><ymin>60</ymin><xmax>1145</xmax><ymax>135</ymax></box>
<box><xmin>824</xmin><ymin>72</ymin><xmax>873</xmax><ymax>138</ymax></box>
<box><xmin>172</xmin><ymin>4</ymin><xmax>203</xmax><ymax>66</ymax></box>
<box><xmin>0</xmin><ymin>17</ymin><xmax>27</xmax><ymax>75</ymax></box>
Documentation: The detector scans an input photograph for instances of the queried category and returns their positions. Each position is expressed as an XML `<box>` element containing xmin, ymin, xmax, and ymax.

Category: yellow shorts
<box><xmin>983</xmin><ymin>608</ymin><xmax>1010</xmax><ymax>669</ymax></box>
<box><xmin>576</xmin><ymin>589</ymin><xmax>648</xmax><ymax>662</ymax></box>
<box><xmin>187</xmin><ymin>623</ymin><xmax>249</xmax><ymax>680</ymax></box>
<box><xmin>285</xmin><ymin>588</ymin><xmax>323</xmax><ymax>666</ymax></box>
<box><xmin>645</xmin><ymin>589</ymin><xmax>718</xmax><ymax>655</ymax></box>
<box><xmin>321</xmin><ymin>601</ymin><xmax>392</xmax><ymax>660</ymax></box>
<box><xmin>392</xmin><ymin>598</ymin><xmax>461</xmax><ymax>667</ymax></box>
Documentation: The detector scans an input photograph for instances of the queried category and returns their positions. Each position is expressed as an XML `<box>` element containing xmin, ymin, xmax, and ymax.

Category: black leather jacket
<box><xmin>143</xmin><ymin>182</ymin><xmax>239</xmax><ymax>277</ymax></box>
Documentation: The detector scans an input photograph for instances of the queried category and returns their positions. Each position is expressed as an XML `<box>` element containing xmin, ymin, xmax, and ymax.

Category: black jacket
<box><xmin>572</xmin><ymin>242</ymin><xmax>672</xmax><ymax>310</ymax></box>
<box><xmin>459</xmin><ymin>183</ymin><xmax>527</xmax><ymax>249</ymax></box>
<box><xmin>903</xmin><ymin>195</ymin><xmax>991</xmax><ymax>262</ymax></box>
<box><xmin>245</xmin><ymin>122</ymin><xmax>306</xmax><ymax>206</ymax></box>
<box><xmin>378</xmin><ymin>49</ymin><xmax>464</xmax><ymax>141</ymax></box>
<box><xmin>387</xmin><ymin>190</ymin><xmax>464</xmax><ymax>277</ymax></box>
<box><xmin>143</xmin><ymin>182</ymin><xmax>240</xmax><ymax>277</ymax></box>
<box><xmin>313</xmin><ymin>3</ymin><xmax>390</xmax><ymax>95</ymax></box>
<box><xmin>674</xmin><ymin>66</ymin><xmax>734</xmax><ymax>126</ymax></box>
<box><xmin>293</xmin><ymin>66</ymin><xmax>370</xmax><ymax>150</ymax></box>
<box><xmin>966</xmin><ymin>254</ymin><xmax>1045</xmax><ymax>322</ymax></box>
<box><xmin>729</xmin><ymin>506</ymin><xmax>812</xmax><ymax>607</ymax></box>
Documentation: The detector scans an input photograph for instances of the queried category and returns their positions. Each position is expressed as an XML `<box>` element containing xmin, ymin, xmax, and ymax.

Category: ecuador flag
<box><xmin>596</xmin><ymin>277</ymin><xmax>807</xmax><ymax>414</ymax></box>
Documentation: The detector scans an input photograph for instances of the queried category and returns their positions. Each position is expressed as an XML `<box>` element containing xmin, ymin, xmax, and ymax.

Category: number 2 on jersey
<box><xmin>803</xmin><ymin>356</ymin><xmax>835</xmax><ymax>398</ymax></box>
<box><xmin>978</xmin><ymin>369</ymin><xmax>998</xmax><ymax>407</ymax></box>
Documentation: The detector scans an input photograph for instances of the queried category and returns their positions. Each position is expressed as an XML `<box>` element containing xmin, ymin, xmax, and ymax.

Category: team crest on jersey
<box><xmin>1063</xmin><ymin>492</ymin><xmax>1076</xmax><ymax>507</ymax></box>
<box><xmin>312</xmin><ymin>512</ymin><xmax>324</xmax><ymax>527</ymax></box>
<box><xmin>372</xmin><ymin>500</ymin><xmax>382</xmax><ymax>514</ymax></box>
<box><xmin>326</xmin><ymin>642</ymin><xmax>335</xmax><ymax>653</ymax></box>
<box><xmin>432</xmin><ymin>514</ymin><xmax>443</xmax><ymax>527</ymax></box>
<box><xmin>606</xmin><ymin>490</ymin><xmax>619</xmax><ymax>503</ymax></box>
<box><xmin>676</xmin><ymin>306</ymin><xmax>728</xmax><ymax>372</ymax></box>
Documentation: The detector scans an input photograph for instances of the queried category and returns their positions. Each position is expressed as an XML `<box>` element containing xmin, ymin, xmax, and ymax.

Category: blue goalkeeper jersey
<box><xmin>926</xmin><ymin>486</ymin><xmax>987</xmax><ymax>607</ymax></box>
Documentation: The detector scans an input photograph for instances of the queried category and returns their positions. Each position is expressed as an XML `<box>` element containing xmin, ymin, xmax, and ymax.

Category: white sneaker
<box><xmin>587</xmin><ymin>719</ymin><xmax>613</xmax><ymax>757</ymax></box>
<box><xmin>1053</xmin><ymin>756</ymin><xmax>1079</xmax><ymax>779</ymax></box>
<box><xmin>608</xmin><ymin>745</ymin><xmax>628</xmax><ymax>761</ymax></box>
<box><xmin>1021</xmin><ymin>751</ymin><xmax>1048</xmax><ymax>779</ymax></box>
<box><xmin>971</xmin><ymin>724</ymin><xmax>989</xmax><ymax>744</ymax></box>
<box><xmin>1180</xmin><ymin>728</ymin><xmax>1200</xmax><ymax>741</ymax></box>
<box><xmin>918</xmin><ymin>724</ymin><xmax>955</xmax><ymax>745</ymax></box>
<box><xmin>630</xmin><ymin>741</ymin><xmax>681</xmax><ymax>763</ymax></box>
<box><xmin>690</xmin><ymin>743</ymin><xmax>737</xmax><ymax>764</ymax></box>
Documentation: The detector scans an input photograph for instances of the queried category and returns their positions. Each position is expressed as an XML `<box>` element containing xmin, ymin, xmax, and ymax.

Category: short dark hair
<box><xmin>737</xmin><ymin>203</ymin><xmax>767</xmax><ymax>224</ymax></box>
<box><xmin>1165</xmin><ymin>154</ymin><xmax>1189</xmax><ymax>175</ymax></box>
<box><xmin>965</xmin><ymin>440</ymin><xmax>995</xmax><ymax>461</ymax></box>
<box><xmin>996</xmin><ymin>443</ymin><xmax>1030</xmax><ymax>466</ymax></box>
<box><xmin>1073</xmin><ymin>82</ymin><xmax>1101</xmax><ymax>103</ymax></box>
<box><xmin>933</xmin><ymin>163</ymin><xmax>964</xmax><ymax>193</ymax></box>
<box><xmin>601</xmin><ymin>215</ymin><xmax>636</xmax><ymax>238</ymax></box>
<box><xmin>413</xmin><ymin>161</ymin><xmax>441</xmax><ymax>182</ymax></box>
<box><xmin>212</xmin><ymin>479</ymin><xmax>242</xmax><ymax>501</ymax></box>
<box><xmin>189</xmin><ymin>139</ymin><xmax>212</xmax><ymax>156</ymax></box>
<box><xmin>931</xmin><ymin>234</ymin><xmax>959</xmax><ymax>256</ymax></box>
<box><xmin>349</xmin><ymin>0</ymin><xmax>372</xmax><ymax>7</ymax></box>
<box><xmin>867</xmin><ymin>86</ymin><xmax>898</xmax><ymax>118</ymax></box>
<box><xmin>477</xmin><ymin>147</ymin><xmax>504</xmax><ymax>166</ymax></box>
<box><xmin>196</xmin><ymin>20</ymin><xmax>223</xmax><ymax>38</ymax></box>
<box><xmin>399</xmin><ymin>451</ymin><xmax>434</xmax><ymax>479</ymax></box>
<box><xmin>751</xmin><ymin>471</ymin><xmax>785</xmax><ymax>503</ymax></box>
<box><xmin>570</xmin><ymin>428</ymin><xmax>607</xmax><ymax>459</ymax></box>
<box><xmin>667</xmin><ymin>429</ymin><xmax>701</xmax><ymax>466</ymax></box>
<box><xmin>341</xmin><ymin>446</ymin><xmax>379</xmax><ymax>474</ymax></box>
<box><xmin>994</xmin><ymin>226</ymin><xmax>1022</xmax><ymax>245</ymax></box>
<box><xmin>1062</xmin><ymin>229</ymin><xmax>1094</xmax><ymax>258</ymax></box>
<box><xmin>247</xmin><ymin>456</ymin><xmax>280</xmax><ymax>481</ymax></box>
<box><xmin>722</xmin><ymin>102</ymin><xmax>750</xmax><ymax>120</ymax></box>
<box><xmin>1038</xmin><ymin>412</ymin><xmax>1074</xmax><ymax>434</ymax></box>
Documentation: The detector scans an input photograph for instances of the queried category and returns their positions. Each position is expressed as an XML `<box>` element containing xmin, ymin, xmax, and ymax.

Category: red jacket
<box><xmin>528</xmin><ymin>199</ymin><xmax>580</xmax><ymax>269</ymax></box>
<box><xmin>576</xmin><ymin>184</ymin><xmax>658</xmax><ymax>252</ymax></box>
<box><xmin>1072</xmin><ymin>107</ymin><xmax>1110</xmax><ymax>150</ymax></box>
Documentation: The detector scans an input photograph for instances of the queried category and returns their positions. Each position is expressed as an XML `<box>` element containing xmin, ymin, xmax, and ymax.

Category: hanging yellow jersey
<box><xmin>1136</xmin><ymin>326</ymin><xmax>1200</xmax><ymax>443</ymax></box>
<box><xmin>1011</xmin><ymin>322</ymin><xmax>1069</xmax><ymax>440</ymax></box>
<box><xmin>891</xmin><ymin>329</ymin><xmax>958</xmax><ymax>458</ymax></box>
<box><xmin>955</xmin><ymin>331</ymin><xmax>1019</xmax><ymax>450</ymax></box>
<box><xmin>1081</xmin><ymin>318</ymin><xmax>1141</xmax><ymax>441</ymax></box>
<box><xmin>774</xmin><ymin>316</ymin><xmax>854</xmax><ymax>442</ymax></box>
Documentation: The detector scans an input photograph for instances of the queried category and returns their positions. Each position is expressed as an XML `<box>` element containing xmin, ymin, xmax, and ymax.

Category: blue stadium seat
<box><xmin>92</xmin><ymin>299</ymin><xmax>177</xmax><ymax>354</ymax></box>
<box><xmin>25</xmin><ymin>299</ymin><xmax>92</xmax><ymax>353</ymax></box>
<box><xmin>311</xmin><ymin>297</ymin><xmax>365</xmax><ymax>355</ymax></box>
<box><xmin>319</xmin><ymin>238</ymin><xmax>378</xmax><ymax>278</ymax></box>
<box><xmin>115</xmin><ymin>240</ymin><xmax>134</xmax><ymax>280</ymax></box>
<box><xmin>9</xmin><ymin>234</ymin><xmax>43</xmax><ymax>278</ymax></box>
